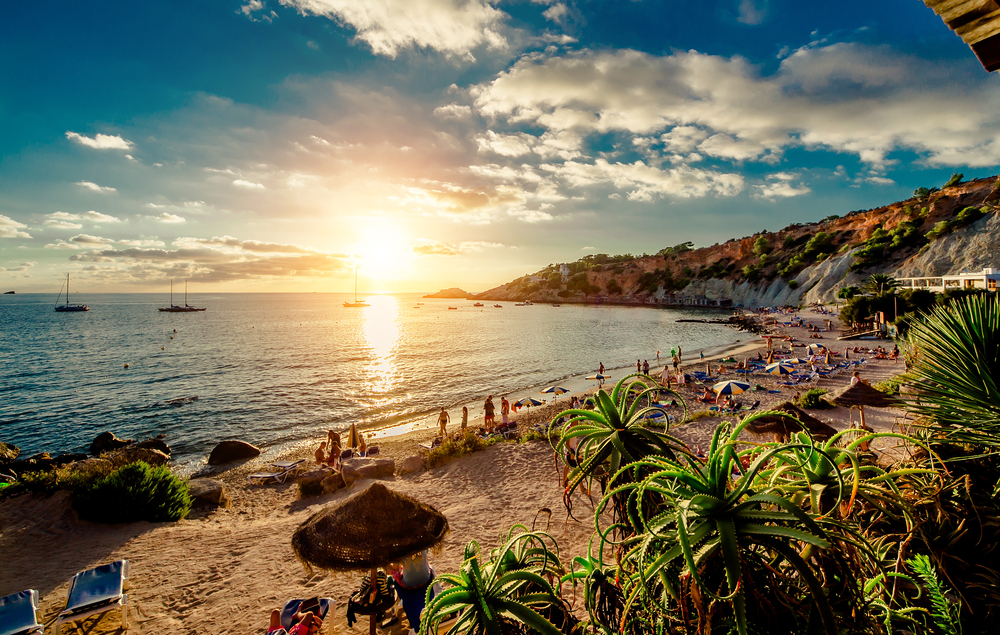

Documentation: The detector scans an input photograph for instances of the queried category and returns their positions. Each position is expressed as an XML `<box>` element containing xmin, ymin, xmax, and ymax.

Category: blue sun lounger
<box><xmin>0</xmin><ymin>590</ymin><xmax>43</xmax><ymax>635</ymax></box>
<box><xmin>54</xmin><ymin>560</ymin><xmax>129</xmax><ymax>634</ymax></box>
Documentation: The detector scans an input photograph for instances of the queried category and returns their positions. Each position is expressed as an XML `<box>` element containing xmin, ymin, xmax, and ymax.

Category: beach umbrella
<box><xmin>515</xmin><ymin>397</ymin><xmax>544</xmax><ymax>408</ymax></box>
<box><xmin>806</xmin><ymin>344</ymin><xmax>826</xmax><ymax>355</ymax></box>
<box><xmin>347</xmin><ymin>423</ymin><xmax>361</xmax><ymax>449</ymax></box>
<box><xmin>540</xmin><ymin>386</ymin><xmax>569</xmax><ymax>400</ymax></box>
<box><xmin>743</xmin><ymin>401</ymin><xmax>836</xmax><ymax>442</ymax></box>
<box><xmin>829</xmin><ymin>382</ymin><xmax>901</xmax><ymax>448</ymax></box>
<box><xmin>765</xmin><ymin>362</ymin><xmax>795</xmax><ymax>375</ymax></box>
<box><xmin>713</xmin><ymin>380</ymin><xmax>751</xmax><ymax>395</ymax></box>
<box><xmin>784</xmin><ymin>357</ymin><xmax>808</xmax><ymax>365</ymax></box>
<box><xmin>585</xmin><ymin>373</ymin><xmax>610</xmax><ymax>381</ymax></box>
<box><xmin>292</xmin><ymin>482</ymin><xmax>448</xmax><ymax>635</ymax></box>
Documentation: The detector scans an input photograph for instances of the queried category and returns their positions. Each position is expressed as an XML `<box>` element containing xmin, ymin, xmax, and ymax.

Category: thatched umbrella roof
<box><xmin>292</xmin><ymin>482</ymin><xmax>448</xmax><ymax>574</ymax></box>
<box><xmin>830</xmin><ymin>382</ymin><xmax>900</xmax><ymax>408</ymax></box>
<box><xmin>744</xmin><ymin>401</ymin><xmax>837</xmax><ymax>440</ymax></box>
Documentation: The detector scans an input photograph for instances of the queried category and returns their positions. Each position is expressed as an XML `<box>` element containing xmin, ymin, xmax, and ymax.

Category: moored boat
<box><xmin>54</xmin><ymin>273</ymin><xmax>89</xmax><ymax>312</ymax></box>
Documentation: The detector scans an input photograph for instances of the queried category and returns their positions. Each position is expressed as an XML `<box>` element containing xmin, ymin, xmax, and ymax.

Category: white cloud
<box><xmin>434</xmin><ymin>103</ymin><xmax>473</xmax><ymax>119</ymax></box>
<box><xmin>44</xmin><ymin>211</ymin><xmax>122</xmax><ymax>227</ymax></box>
<box><xmin>65</xmin><ymin>131</ymin><xmax>134</xmax><ymax>150</ymax></box>
<box><xmin>472</xmin><ymin>44</ymin><xmax>1000</xmax><ymax>169</ymax></box>
<box><xmin>412</xmin><ymin>239</ymin><xmax>504</xmax><ymax>256</ymax></box>
<box><xmin>539</xmin><ymin>159</ymin><xmax>745</xmax><ymax>201</ymax></box>
<box><xmin>75</xmin><ymin>181</ymin><xmax>117</xmax><ymax>193</ymax></box>
<box><xmin>475</xmin><ymin>130</ymin><xmax>535</xmax><ymax>157</ymax></box>
<box><xmin>44</xmin><ymin>220</ymin><xmax>83</xmax><ymax>230</ymax></box>
<box><xmin>80</xmin><ymin>211</ymin><xmax>123</xmax><ymax>223</ymax></box>
<box><xmin>753</xmin><ymin>173</ymin><xmax>811</xmax><ymax>199</ymax></box>
<box><xmin>0</xmin><ymin>215</ymin><xmax>31</xmax><ymax>238</ymax></box>
<box><xmin>117</xmin><ymin>239</ymin><xmax>165</xmax><ymax>247</ymax></box>
<box><xmin>542</xmin><ymin>3</ymin><xmax>568</xmax><ymax>22</ymax></box>
<box><xmin>153</xmin><ymin>213</ymin><xmax>186</xmax><ymax>223</ymax></box>
<box><xmin>736</xmin><ymin>0</ymin><xmax>767</xmax><ymax>26</ymax></box>
<box><xmin>233</xmin><ymin>179</ymin><xmax>266</xmax><ymax>189</ymax></box>
<box><xmin>0</xmin><ymin>261</ymin><xmax>34</xmax><ymax>273</ymax></box>
<box><xmin>279</xmin><ymin>0</ymin><xmax>508</xmax><ymax>58</ymax></box>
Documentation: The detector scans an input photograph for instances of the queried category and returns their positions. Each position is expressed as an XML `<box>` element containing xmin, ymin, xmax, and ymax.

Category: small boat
<box><xmin>448</xmin><ymin>306</ymin><xmax>458</xmax><ymax>310</ymax></box>
<box><xmin>494</xmin><ymin>304</ymin><xmax>503</xmax><ymax>308</ymax></box>
<box><xmin>473</xmin><ymin>302</ymin><xmax>484</xmax><ymax>307</ymax></box>
<box><xmin>55</xmin><ymin>273</ymin><xmax>89</xmax><ymax>312</ymax></box>
<box><xmin>514</xmin><ymin>303</ymin><xmax>526</xmax><ymax>306</ymax></box>
<box><xmin>417</xmin><ymin>302</ymin><xmax>424</xmax><ymax>305</ymax></box>
<box><xmin>552</xmin><ymin>304</ymin><xmax>561</xmax><ymax>307</ymax></box>
<box><xmin>413</xmin><ymin>306</ymin><xmax>421</xmax><ymax>308</ymax></box>
<box><xmin>523</xmin><ymin>300</ymin><xmax>533</xmax><ymax>305</ymax></box>
<box><xmin>343</xmin><ymin>268</ymin><xmax>370</xmax><ymax>307</ymax></box>
<box><xmin>158</xmin><ymin>279</ymin><xmax>205</xmax><ymax>312</ymax></box>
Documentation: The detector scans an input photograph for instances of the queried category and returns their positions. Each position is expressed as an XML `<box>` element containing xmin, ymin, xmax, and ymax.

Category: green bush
<box><xmin>787</xmin><ymin>279</ymin><xmax>799</xmax><ymax>290</ymax></box>
<box><xmin>874</xmin><ymin>374</ymin><xmax>908</xmax><ymax>396</ymax></box>
<box><xmin>426</xmin><ymin>431</ymin><xmax>500</xmax><ymax>467</ymax></box>
<box><xmin>943</xmin><ymin>172</ymin><xmax>963</xmax><ymax>188</ymax></box>
<box><xmin>72</xmin><ymin>461</ymin><xmax>191</xmax><ymax>523</ymax></box>
<box><xmin>795</xmin><ymin>388</ymin><xmax>833</xmax><ymax>409</ymax></box>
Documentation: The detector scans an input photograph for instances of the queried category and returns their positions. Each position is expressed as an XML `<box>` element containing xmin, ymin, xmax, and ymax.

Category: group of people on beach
<box><xmin>314</xmin><ymin>429</ymin><xmax>366</xmax><ymax>470</ymax></box>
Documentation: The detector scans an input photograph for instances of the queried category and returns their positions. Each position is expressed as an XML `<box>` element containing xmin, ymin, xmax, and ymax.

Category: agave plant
<box><xmin>549</xmin><ymin>373</ymin><xmax>686</xmax><ymax>501</ymax></box>
<box><xmin>560</xmin><ymin>538</ymin><xmax>624</xmax><ymax>635</ymax></box>
<box><xmin>420</xmin><ymin>527</ymin><xmax>572</xmax><ymax>635</ymax></box>
<box><xmin>605</xmin><ymin>414</ymin><xmax>842</xmax><ymax>635</ymax></box>
<box><xmin>904</xmin><ymin>295</ymin><xmax>1000</xmax><ymax>445</ymax></box>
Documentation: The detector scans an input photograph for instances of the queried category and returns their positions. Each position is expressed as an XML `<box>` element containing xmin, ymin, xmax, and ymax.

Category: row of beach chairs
<box><xmin>1</xmin><ymin>560</ymin><xmax>128</xmax><ymax>635</ymax></box>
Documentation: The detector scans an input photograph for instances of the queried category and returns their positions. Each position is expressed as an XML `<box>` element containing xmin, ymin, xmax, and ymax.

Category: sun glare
<box><xmin>352</xmin><ymin>224</ymin><xmax>413</xmax><ymax>287</ymax></box>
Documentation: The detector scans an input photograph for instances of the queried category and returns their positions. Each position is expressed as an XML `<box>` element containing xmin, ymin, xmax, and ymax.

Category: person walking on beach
<box><xmin>599</xmin><ymin>362</ymin><xmax>605</xmax><ymax>374</ymax></box>
<box><xmin>438</xmin><ymin>407</ymin><xmax>450</xmax><ymax>436</ymax></box>
<box><xmin>484</xmin><ymin>395</ymin><xmax>496</xmax><ymax>430</ymax></box>
<box><xmin>677</xmin><ymin>346</ymin><xmax>683</xmax><ymax>363</ymax></box>
<box><xmin>501</xmin><ymin>397</ymin><xmax>510</xmax><ymax>425</ymax></box>
<box><xmin>642</xmin><ymin>359</ymin><xmax>650</xmax><ymax>375</ymax></box>
<box><xmin>637</xmin><ymin>359</ymin><xmax>642</xmax><ymax>374</ymax></box>
<box><xmin>461</xmin><ymin>406</ymin><xmax>468</xmax><ymax>432</ymax></box>
<box><xmin>661</xmin><ymin>364</ymin><xmax>670</xmax><ymax>389</ymax></box>
<box><xmin>672</xmin><ymin>354</ymin><xmax>680</xmax><ymax>375</ymax></box>
<box><xmin>700</xmin><ymin>351</ymin><xmax>705</xmax><ymax>360</ymax></box>
<box><xmin>656</xmin><ymin>351</ymin><xmax>660</xmax><ymax>365</ymax></box>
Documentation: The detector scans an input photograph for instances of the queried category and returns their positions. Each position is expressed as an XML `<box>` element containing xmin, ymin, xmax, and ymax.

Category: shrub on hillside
<box><xmin>787</xmin><ymin>279</ymin><xmax>799</xmax><ymax>290</ymax></box>
<box><xmin>72</xmin><ymin>461</ymin><xmax>191</xmax><ymax>523</ymax></box>
<box><xmin>943</xmin><ymin>172</ymin><xmax>963</xmax><ymax>188</ymax></box>
<box><xmin>795</xmin><ymin>388</ymin><xmax>833</xmax><ymax>409</ymax></box>
<box><xmin>426</xmin><ymin>431</ymin><xmax>499</xmax><ymax>467</ymax></box>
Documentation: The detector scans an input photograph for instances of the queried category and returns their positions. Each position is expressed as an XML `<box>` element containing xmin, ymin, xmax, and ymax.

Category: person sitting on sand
<box><xmin>267</xmin><ymin>609</ymin><xmax>322</xmax><ymax>635</ymax></box>
<box><xmin>700</xmin><ymin>387</ymin><xmax>714</xmax><ymax>403</ymax></box>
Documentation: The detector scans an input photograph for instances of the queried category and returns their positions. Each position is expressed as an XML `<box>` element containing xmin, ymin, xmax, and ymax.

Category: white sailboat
<box><xmin>343</xmin><ymin>268</ymin><xmax>370</xmax><ymax>307</ymax></box>
<box><xmin>158</xmin><ymin>279</ymin><xmax>205</xmax><ymax>312</ymax></box>
<box><xmin>54</xmin><ymin>273</ymin><xmax>89</xmax><ymax>312</ymax></box>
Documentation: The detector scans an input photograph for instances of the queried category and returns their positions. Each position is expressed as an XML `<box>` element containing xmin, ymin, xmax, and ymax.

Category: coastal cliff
<box><xmin>475</xmin><ymin>175</ymin><xmax>1000</xmax><ymax>307</ymax></box>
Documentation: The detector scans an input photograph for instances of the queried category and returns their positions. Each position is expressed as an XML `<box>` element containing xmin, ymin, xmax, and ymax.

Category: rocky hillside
<box><xmin>475</xmin><ymin>174</ymin><xmax>1000</xmax><ymax>307</ymax></box>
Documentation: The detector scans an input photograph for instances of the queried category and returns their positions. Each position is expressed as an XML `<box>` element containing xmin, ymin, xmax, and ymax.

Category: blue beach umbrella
<box><xmin>515</xmin><ymin>397</ymin><xmax>544</xmax><ymax>408</ymax></box>
<box><xmin>585</xmin><ymin>373</ymin><xmax>610</xmax><ymax>381</ymax></box>
<box><xmin>784</xmin><ymin>357</ymin><xmax>808</xmax><ymax>365</ymax></box>
<box><xmin>765</xmin><ymin>362</ymin><xmax>795</xmax><ymax>376</ymax></box>
<box><xmin>540</xmin><ymin>386</ymin><xmax>569</xmax><ymax>396</ymax></box>
<box><xmin>712</xmin><ymin>380</ymin><xmax>751</xmax><ymax>396</ymax></box>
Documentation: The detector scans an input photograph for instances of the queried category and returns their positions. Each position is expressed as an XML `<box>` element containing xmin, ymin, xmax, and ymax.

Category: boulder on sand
<box><xmin>321</xmin><ymin>471</ymin><xmax>346</xmax><ymax>494</ymax></box>
<box><xmin>208</xmin><ymin>440</ymin><xmax>261</xmax><ymax>465</ymax></box>
<box><xmin>297</xmin><ymin>469</ymin><xmax>332</xmax><ymax>497</ymax></box>
<box><xmin>399</xmin><ymin>455</ymin><xmax>425</xmax><ymax>476</ymax></box>
<box><xmin>0</xmin><ymin>442</ymin><xmax>20</xmax><ymax>464</ymax></box>
<box><xmin>341</xmin><ymin>457</ymin><xmax>395</xmax><ymax>485</ymax></box>
<box><xmin>90</xmin><ymin>432</ymin><xmax>133</xmax><ymax>456</ymax></box>
<box><xmin>187</xmin><ymin>478</ymin><xmax>230</xmax><ymax>507</ymax></box>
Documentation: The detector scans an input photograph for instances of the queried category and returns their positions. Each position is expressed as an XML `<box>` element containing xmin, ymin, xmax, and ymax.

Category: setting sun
<box><xmin>352</xmin><ymin>223</ymin><xmax>414</xmax><ymax>286</ymax></box>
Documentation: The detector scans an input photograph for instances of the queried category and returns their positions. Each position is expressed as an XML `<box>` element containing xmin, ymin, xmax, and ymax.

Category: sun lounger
<box><xmin>247</xmin><ymin>461</ymin><xmax>303</xmax><ymax>484</ymax></box>
<box><xmin>0</xmin><ymin>590</ymin><xmax>43</xmax><ymax>635</ymax></box>
<box><xmin>54</xmin><ymin>560</ymin><xmax>129</xmax><ymax>635</ymax></box>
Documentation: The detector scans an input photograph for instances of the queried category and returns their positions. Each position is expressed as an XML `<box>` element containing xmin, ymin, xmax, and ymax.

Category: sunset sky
<box><xmin>2</xmin><ymin>0</ymin><xmax>998</xmax><ymax>293</ymax></box>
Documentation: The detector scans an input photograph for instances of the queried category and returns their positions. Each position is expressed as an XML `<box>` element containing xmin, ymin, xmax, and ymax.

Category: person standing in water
<box><xmin>636</xmin><ymin>359</ymin><xmax>642</xmax><ymax>373</ymax></box>
<box><xmin>438</xmin><ymin>407</ymin><xmax>450</xmax><ymax>436</ymax></box>
<box><xmin>461</xmin><ymin>406</ymin><xmax>468</xmax><ymax>432</ymax></box>
<box><xmin>484</xmin><ymin>395</ymin><xmax>496</xmax><ymax>430</ymax></box>
<box><xmin>642</xmin><ymin>359</ymin><xmax>650</xmax><ymax>375</ymax></box>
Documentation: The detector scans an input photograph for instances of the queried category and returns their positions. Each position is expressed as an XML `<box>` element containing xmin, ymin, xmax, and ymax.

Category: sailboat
<box><xmin>54</xmin><ymin>273</ymin><xmax>89</xmax><ymax>312</ymax></box>
<box><xmin>343</xmin><ymin>268</ymin><xmax>370</xmax><ymax>307</ymax></box>
<box><xmin>158</xmin><ymin>280</ymin><xmax>206</xmax><ymax>312</ymax></box>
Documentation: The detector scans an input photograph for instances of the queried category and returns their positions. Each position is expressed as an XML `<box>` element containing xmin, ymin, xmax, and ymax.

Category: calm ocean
<box><xmin>0</xmin><ymin>293</ymin><xmax>749</xmax><ymax>472</ymax></box>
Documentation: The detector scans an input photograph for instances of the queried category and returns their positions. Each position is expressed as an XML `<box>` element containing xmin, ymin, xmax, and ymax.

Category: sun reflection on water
<box><xmin>360</xmin><ymin>295</ymin><xmax>400</xmax><ymax>402</ymax></box>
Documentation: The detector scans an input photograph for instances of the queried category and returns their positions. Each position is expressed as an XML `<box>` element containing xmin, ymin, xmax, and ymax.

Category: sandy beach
<box><xmin>0</xmin><ymin>305</ymin><xmax>910</xmax><ymax>635</ymax></box>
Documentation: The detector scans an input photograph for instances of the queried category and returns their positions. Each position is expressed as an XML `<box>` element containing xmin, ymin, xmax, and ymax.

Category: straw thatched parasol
<box><xmin>829</xmin><ymin>382</ymin><xmax>900</xmax><ymax>450</ymax></box>
<box><xmin>292</xmin><ymin>482</ymin><xmax>448</xmax><ymax>634</ymax></box>
<box><xmin>744</xmin><ymin>401</ymin><xmax>837</xmax><ymax>441</ymax></box>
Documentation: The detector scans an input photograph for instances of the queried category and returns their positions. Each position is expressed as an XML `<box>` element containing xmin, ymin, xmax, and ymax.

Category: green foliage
<box><xmin>904</xmin><ymin>295</ymin><xmax>1000</xmax><ymax>445</ymax></box>
<box><xmin>795</xmin><ymin>388</ymin><xmax>833</xmax><ymax>409</ymax></box>
<box><xmin>426</xmin><ymin>430</ymin><xmax>499</xmax><ymax>467</ymax></box>
<box><xmin>926</xmin><ymin>206</ymin><xmax>984</xmax><ymax>241</ymax></box>
<box><xmin>838</xmin><ymin>285</ymin><xmax>861</xmax><ymax>300</ymax></box>
<box><xmin>12</xmin><ymin>470</ymin><xmax>60</xmax><ymax>497</ymax></box>
<box><xmin>787</xmin><ymin>279</ymin><xmax>799</xmax><ymax>290</ymax></box>
<box><xmin>802</xmin><ymin>231</ymin><xmax>835</xmax><ymax>261</ymax></box>
<box><xmin>853</xmin><ymin>224</ymin><xmax>924</xmax><ymax>272</ymax></box>
<box><xmin>822</xmin><ymin>214</ymin><xmax>840</xmax><ymax>222</ymax></box>
<box><xmin>866</xmin><ymin>274</ymin><xmax>900</xmax><ymax>297</ymax></box>
<box><xmin>943</xmin><ymin>172</ymin><xmax>964</xmax><ymax>189</ymax></box>
<box><xmin>914</xmin><ymin>186</ymin><xmax>939</xmax><ymax>199</ymax></box>
<box><xmin>545</xmin><ymin>271</ymin><xmax>562</xmax><ymax>289</ymax></box>
<box><xmin>72</xmin><ymin>461</ymin><xmax>191</xmax><ymax>523</ymax></box>
<box><xmin>605</xmin><ymin>278</ymin><xmax>622</xmax><ymax>294</ymax></box>
<box><xmin>783</xmin><ymin>234</ymin><xmax>796</xmax><ymax>249</ymax></box>
<box><xmin>907</xmin><ymin>554</ymin><xmax>963</xmax><ymax>635</ymax></box>
<box><xmin>752</xmin><ymin>235</ymin><xmax>771</xmax><ymax>256</ymax></box>
<box><xmin>874</xmin><ymin>374</ymin><xmax>908</xmax><ymax>396</ymax></box>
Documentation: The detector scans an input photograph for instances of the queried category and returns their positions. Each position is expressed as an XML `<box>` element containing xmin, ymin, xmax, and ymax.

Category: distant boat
<box><xmin>524</xmin><ymin>300</ymin><xmax>533</xmax><ymax>306</ymax></box>
<box><xmin>54</xmin><ymin>273</ymin><xmax>89</xmax><ymax>312</ymax></box>
<box><xmin>416</xmin><ymin>302</ymin><xmax>424</xmax><ymax>305</ymax></box>
<box><xmin>494</xmin><ymin>304</ymin><xmax>503</xmax><ymax>308</ymax></box>
<box><xmin>3</xmin><ymin>291</ymin><xmax>13</xmax><ymax>294</ymax></box>
<box><xmin>343</xmin><ymin>268</ymin><xmax>370</xmax><ymax>307</ymax></box>
<box><xmin>552</xmin><ymin>304</ymin><xmax>561</xmax><ymax>307</ymax></box>
<box><xmin>515</xmin><ymin>303</ymin><xmax>526</xmax><ymax>306</ymax></box>
<box><xmin>473</xmin><ymin>302</ymin><xmax>484</xmax><ymax>307</ymax></box>
<box><xmin>158</xmin><ymin>280</ymin><xmax>205</xmax><ymax>312</ymax></box>
<box><xmin>448</xmin><ymin>306</ymin><xmax>458</xmax><ymax>310</ymax></box>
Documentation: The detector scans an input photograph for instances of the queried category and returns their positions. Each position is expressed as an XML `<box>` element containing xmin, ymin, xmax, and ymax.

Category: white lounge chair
<box><xmin>54</xmin><ymin>560</ymin><xmax>129</xmax><ymax>634</ymax></box>
<box><xmin>0</xmin><ymin>589</ymin><xmax>43</xmax><ymax>635</ymax></box>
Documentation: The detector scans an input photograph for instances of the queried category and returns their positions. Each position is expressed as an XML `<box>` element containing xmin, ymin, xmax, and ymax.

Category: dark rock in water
<box><xmin>0</xmin><ymin>442</ymin><xmax>20</xmax><ymax>464</ymax></box>
<box><xmin>53</xmin><ymin>453</ymin><xmax>89</xmax><ymax>467</ymax></box>
<box><xmin>90</xmin><ymin>432</ymin><xmax>133</xmax><ymax>456</ymax></box>
<box><xmin>136</xmin><ymin>437</ymin><xmax>171</xmax><ymax>456</ymax></box>
<box><xmin>208</xmin><ymin>440</ymin><xmax>261</xmax><ymax>465</ymax></box>
<box><xmin>8</xmin><ymin>453</ymin><xmax>55</xmax><ymax>476</ymax></box>
<box><xmin>187</xmin><ymin>478</ymin><xmax>229</xmax><ymax>507</ymax></box>
<box><xmin>113</xmin><ymin>446</ymin><xmax>170</xmax><ymax>467</ymax></box>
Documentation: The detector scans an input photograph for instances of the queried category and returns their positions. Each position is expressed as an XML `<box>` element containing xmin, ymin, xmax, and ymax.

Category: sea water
<box><xmin>0</xmin><ymin>293</ymin><xmax>749</xmax><ymax>471</ymax></box>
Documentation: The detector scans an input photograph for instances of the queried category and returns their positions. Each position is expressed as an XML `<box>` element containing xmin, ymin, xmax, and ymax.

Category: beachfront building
<box><xmin>896</xmin><ymin>267</ymin><xmax>1000</xmax><ymax>293</ymax></box>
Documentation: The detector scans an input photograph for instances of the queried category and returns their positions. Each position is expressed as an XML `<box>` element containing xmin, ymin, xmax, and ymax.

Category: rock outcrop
<box><xmin>208</xmin><ymin>440</ymin><xmax>261</xmax><ymax>465</ymax></box>
<box><xmin>112</xmin><ymin>447</ymin><xmax>170</xmax><ymax>467</ymax></box>
<box><xmin>90</xmin><ymin>432</ymin><xmax>133</xmax><ymax>456</ymax></box>
<box><xmin>399</xmin><ymin>455</ymin><xmax>425</xmax><ymax>476</ymax></box>
<box><xmin>0</xmin><ymin>442</ymin><xmax>20</xmax><ymax>464</ymax></box>
<box><xmin>187</xmin><ymin>478</ymin><xmax>230</xmax><ymax>507</ymax></box>
<box><xmin>423</xmin><ymin>287</ymin><xmax>474</xmax><ymax>299</ymax></box>
<box><xmin>341</xmin><ymin>457</ymin><xmax>395</xmax><ymax>485</ymax></box>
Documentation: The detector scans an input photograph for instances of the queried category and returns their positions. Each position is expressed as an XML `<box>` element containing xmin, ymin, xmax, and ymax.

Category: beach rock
<box><xmin>90</xmin><ymin>432</ymin><xmax>133</xmax><ymax>456</ymax></box>
<box><xmin>321</xmin><ymin>471</ymin><xmax>346</xmax><ymax>494</ymax></box>
<box><xmin>113</xmin><ymin>446</ymin><xmax>170</xmax><ymax>467</ymax></box>
<box><xmin>0</xmin><ymin>442</ymin><xmax>20</xmax><ymax>464</ymax></box>
<box><xmin>341</xmin><ymin>458</ymin><xmax>395</xmax><ymax>485</ymax></box>
<box><xmin>7</xmin><ymin>453</ymin><xmax>55</xmax><ymax>476</ymax></box>
<box><xmin>297</xmin><ymin>469</ymin><xmax>331</xmax><ymax>497</ymax></box>
<box><xmin>52</xmin><ymin>453</ymin><xmax>89</xmax><ymax>467</ymax></box>
<box><xmin>399</xmin><ymin>455</ymin><xmax>425</xmax><ymax>475</ymax></box>
<box><xmin>187</xmin><ymin>478</ymin><xmax>229</xmax><ymax>507</ymax></box>
<box><xmin>208</xmin><ymin>440</ymin><xmax>261</xmax><ymax>465</ymax></box>
<box><xmin>136</xmin><ymin>437</ymin><xmax>171</xmax><ymax>456</ymax></box>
